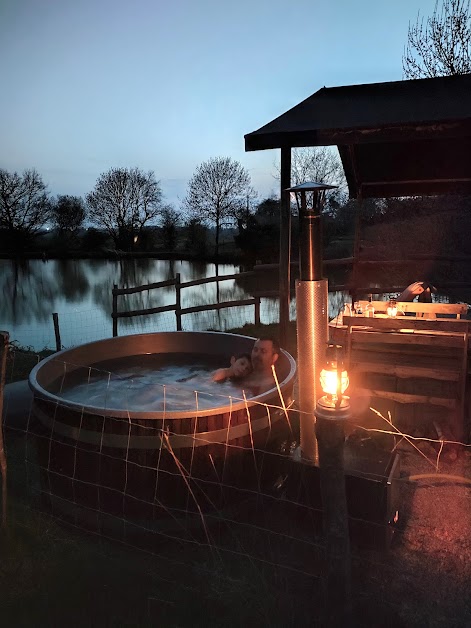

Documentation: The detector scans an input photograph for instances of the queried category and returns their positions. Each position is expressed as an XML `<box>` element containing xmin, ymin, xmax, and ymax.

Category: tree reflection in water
<box><xmin>55</xmin><ymin>259</ymin><xmax>90</xmax><ymax>303</ymax></box>
<box><xmin>0</xmin><ymin>258</ymin><xmax>355</xmax><ymax>351</ymax></box>
<box><xmin>1</xmin><ymin>259</ymin><xmax>57</xmax><ymax>326</ymax></box>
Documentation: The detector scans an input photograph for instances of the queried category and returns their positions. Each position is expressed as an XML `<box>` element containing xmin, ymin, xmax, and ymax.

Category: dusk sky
<box><xmin>0</xmin><ymin>0</ymin><xmax>436</xmax><ymax>208</ymax></box>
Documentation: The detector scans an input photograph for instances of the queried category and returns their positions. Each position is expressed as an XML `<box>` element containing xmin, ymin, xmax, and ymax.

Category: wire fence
<box><xmin>2</xmin><ymin>353</ymin><xmax>471</xmax><ymax>627</ymax></box>
<box><xmin>3</xmin><ymin>299</ymin><xmax>296</xmax><ymax>356</ymax></box>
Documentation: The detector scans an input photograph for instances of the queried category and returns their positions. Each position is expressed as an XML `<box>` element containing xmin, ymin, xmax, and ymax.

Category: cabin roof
<box><xmin>245</xmin><ymin>73</ymin><xmax>471</xmax><ymax>198</ymax></box>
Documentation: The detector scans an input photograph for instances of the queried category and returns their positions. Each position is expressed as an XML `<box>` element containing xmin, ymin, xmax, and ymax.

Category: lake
<box><xmin>0</xmin><ymin>258</ymin><xmax>354</xmax><ymax>351</ymax></box>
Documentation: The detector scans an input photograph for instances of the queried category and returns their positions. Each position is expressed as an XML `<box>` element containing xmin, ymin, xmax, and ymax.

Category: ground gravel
<box><xmin>354</xmin><ymin>444</ymin><xmax>471</xmax><ymax>627</ymax></box>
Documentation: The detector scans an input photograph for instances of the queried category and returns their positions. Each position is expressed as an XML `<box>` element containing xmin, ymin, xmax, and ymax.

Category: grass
<box><xmin>1</xmin><ymin>499</ymin><xmax>189</xmax><ymax>627</ymax></box>
<box><xmin>5</xmin><ymin>344</ymin><xmax>55</xmax><ymax>385</ymax></box>
<box><xmin>1</xmin><ymin>494</ymin><xmax>325</xmax><ymax>627</ymax></box>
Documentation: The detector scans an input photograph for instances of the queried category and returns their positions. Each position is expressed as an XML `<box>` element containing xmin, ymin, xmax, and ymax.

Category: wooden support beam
<box><xmin>279</xmin><ymin>147</ymin><xmax>291</xmax><ymax>348</ymax></box>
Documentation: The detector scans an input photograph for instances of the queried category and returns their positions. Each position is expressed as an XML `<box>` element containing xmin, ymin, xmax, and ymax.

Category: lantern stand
<box><xmin>285</xmin><ymin>182</ymin><xmax>337</xmax><ymax>463</ymax></box>
<box><xmin>316</xmin><ymin>343</ymin><xmax>352</xmax><ymax>625</ymax></box>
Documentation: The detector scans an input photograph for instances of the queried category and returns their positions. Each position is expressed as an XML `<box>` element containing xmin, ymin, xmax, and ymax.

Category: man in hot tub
<box><xmin>243</xmin><ymin>336</ymin><xmax>280</xmax><ymax>396</ymax></box>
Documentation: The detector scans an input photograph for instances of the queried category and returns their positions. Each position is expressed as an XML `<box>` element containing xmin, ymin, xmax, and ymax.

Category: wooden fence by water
<box><xmin>110</xmin><ymin>271</ymin><xmax>277</xmax><ymax>337</ymax></box>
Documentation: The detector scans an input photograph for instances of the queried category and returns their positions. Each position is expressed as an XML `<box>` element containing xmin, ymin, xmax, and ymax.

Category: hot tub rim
<box><xmin>28</xmin><ymin>331</ymin><xmax>297</xmax><ymax>420</ymax></box>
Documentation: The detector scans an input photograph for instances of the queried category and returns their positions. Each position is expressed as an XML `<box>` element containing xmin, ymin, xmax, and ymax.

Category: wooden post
<box><xmin>0</xmin><ymin>331</ymin><xmax>9</xmax><ymax>529</ymax></box>
<box><xmin>316</xmin><ymin>411</ymin><xmax>352</xmax><ymax>626</ymax></box>
<box><xmin>254</xmin><ymin>296</ymin><xmax>261</xmax><ymax>325</ymax></box>
<box><xmin>52</xmin><ymin>313</ymin><xmax>61</xmax><ymax>352</ymax></box>
<box><xmin>112</xmin><ymin>284</ymin><xmax>118</xmax><ymax>337</ymax></box>
<box><xmin>175</xmin><ymin>273</ymin><xmax>182</xmax><ymax>331</ymax></box>
<box><xmin>351</xmin><ymin>176</ymin><xmax>363</xmax><ymax>304</ymax></box>
<box><xmin>279</xmin><ymin>147</ymin><xmax>292</xmax><ymax>347</ymax></box>
<box><xmin>215</xmin><ymin>264</ymin><xmax>220</xmax><ymax>304</ymax></box>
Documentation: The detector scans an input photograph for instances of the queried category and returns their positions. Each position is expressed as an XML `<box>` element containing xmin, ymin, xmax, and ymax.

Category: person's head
<box><xmin>251</xmin><ymin>337</ymin><xmax>280</xmax><ymax>373</ymax></box>
<box><xmin>229</xmin><ymin>352</ymin><xmax>253</xmax><ymax>379</ymax></box>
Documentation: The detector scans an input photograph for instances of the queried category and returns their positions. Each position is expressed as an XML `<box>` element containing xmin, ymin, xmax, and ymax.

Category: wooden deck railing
<box><xmin>111</xmin><ymin>271</ymin><xmax>274</xmax><ymax>337</ymax></box>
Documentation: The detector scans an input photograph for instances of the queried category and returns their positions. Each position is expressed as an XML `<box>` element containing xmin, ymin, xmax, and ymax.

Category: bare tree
<box><xmin>256</xmin><ymin>197</ymin><xmax>280</xmax><ymax>222</ymax></box>
<box><xmin>275</xmin><ymin>146</ymin><xmax>347</xmax><ymax>213</ymax></box>
<box><xmin>160</xmin><ymin>206</ymin><xmax>181</xmax><ymax>251</ymax></box>
<box><xmin>232</xmin><ymin>185</ymin><xmax>258</xmax><ymax>231</ymax></box>
<box><xmin>290</xmin><ymin>146</ymin><xmax>344</xmax><ymax>187</ymax></box>
<box><xmin>0</xmin><ymin>168</ymin><xmax>52</xmax><ymax>247</ymax></box>
<box><xmin>183</xmin><ymin>217</ymin><xmax>208</xmax><ymax>256</ymax></box>
<box><xmin>183</xmin><ymin>157</ymin><xmax>250</xmax><ymax>258</ymax></box>
<box><xmin>86</xmin><ymin>167</ymin><xmax>165</xmax><ymax>250</ymax></box>
<box><xmin>403</xmin><ymin>0</ymin><xmax>471</xmax><ymax>79</ymax></box>
<box><xmin>51</xmin><ymin>195</ymin><xmax>86</xmax><ymax>243</ymax></box>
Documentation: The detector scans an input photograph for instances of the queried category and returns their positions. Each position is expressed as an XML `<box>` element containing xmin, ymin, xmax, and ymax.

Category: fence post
<box><xmin>112</xmin><ymin>284</ymin><xmax>118</xmax><ymax>337</ymax></box>
<box><xmin>254</xmin><ymin>296</ymin><xmax>261</xmax><ymax>325</ymax></box>
<box><xmin>52</xmin><ymin>312</ymin><xmax>61</xmax><ymax>352</ymax></box>
<box><xmin>175</xmin><ymin>273</ymin><xmax>182</xmax><ymax>331</ymax></box>
<box><xmin>316</xmin><ymin>409</ymin><xmax>352</xmax><ymax>625</ymax></box>
<box><xmin>0</xmin><ymin>331</ymin><xmax>9</xmax><ymax>529</ymax></box>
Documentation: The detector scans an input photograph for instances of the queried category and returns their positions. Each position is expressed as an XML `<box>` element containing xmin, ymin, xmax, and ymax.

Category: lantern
<box><xmin>316</xmin><ymin>343</ymin><xmax>350</xmax><ymax>417</ymax></box>
<box><xmin>320</xmin><ymin>360</ymin><xmax>349</xmax><ymax>400</ymax></box>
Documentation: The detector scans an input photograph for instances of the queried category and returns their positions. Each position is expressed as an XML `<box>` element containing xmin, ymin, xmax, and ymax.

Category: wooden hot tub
<box><xmin>29</xmin><ymin>331</ymin><xmax>297</xmax><ymax>522</ymax></box>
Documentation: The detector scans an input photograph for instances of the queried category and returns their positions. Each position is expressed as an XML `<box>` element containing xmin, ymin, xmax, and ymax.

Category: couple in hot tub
<box><xmin>212</xmin><ymin>336</ymin><xmax>280</xmax><ymax>396</ymax></box>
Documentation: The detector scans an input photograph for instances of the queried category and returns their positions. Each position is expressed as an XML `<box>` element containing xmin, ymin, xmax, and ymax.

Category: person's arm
<box><xmin>397</xmin><ymin>281</ymin><xmax>424</xmax><ymax>302</ymax></box>
<box><xmin>212</xmin><ymin>367</ymin><xmax>230</xmax><ymax>382</ymax></box>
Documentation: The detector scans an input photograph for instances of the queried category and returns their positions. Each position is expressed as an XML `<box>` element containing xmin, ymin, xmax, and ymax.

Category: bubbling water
<box><xmin>54</xmin><ymin>353</ymin><xmax>254</xmax><ymax>412</ymax></box>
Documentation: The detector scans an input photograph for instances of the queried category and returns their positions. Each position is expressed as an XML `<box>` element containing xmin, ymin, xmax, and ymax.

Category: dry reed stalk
<box><xmin>162</xmin><ymin>431</ymin><xmax>212</xmax><ymax>546</ymax></box>
<box><xmin>363</xmin><ymin>408</ymin><xmax>438</xmax><ymax>469</ymax></box>
<box><xmin>271</xmin><ymin>364</ymin><xmax>292</xmax><ymax>433</ymax></box>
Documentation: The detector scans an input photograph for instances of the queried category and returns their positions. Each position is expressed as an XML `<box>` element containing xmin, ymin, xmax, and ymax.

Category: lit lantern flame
<box><xmin>319</xmin><ymin>364</ymin><xmax>349</xmax><ymax>398</ymax></box>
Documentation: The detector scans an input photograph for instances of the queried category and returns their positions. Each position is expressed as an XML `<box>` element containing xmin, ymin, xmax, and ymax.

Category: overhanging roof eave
<box><xmin>245</xmin><ymin>131</ymin><xmax>326</xmax><ymax>151</ymax></box>
<box><xmin>245</xmin><ymin>119</ymin><xmax>471</xmax><ymax>152</ymax></box>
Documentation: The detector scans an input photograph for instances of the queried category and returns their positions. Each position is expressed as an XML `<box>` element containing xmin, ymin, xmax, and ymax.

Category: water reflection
<box><xmin>0</xmin><ymin>258</ymin><xmax>364</xmax><ymax>351</ymax></box>
<box><xmin>55</xmin><ymin>259</ymin><xmax>90</xmax><ymax>302</ymax></box>
<box><xmin>1</xmin><ymin>259</ymin><xmax>56</xmax><ymax>325</ymax></box>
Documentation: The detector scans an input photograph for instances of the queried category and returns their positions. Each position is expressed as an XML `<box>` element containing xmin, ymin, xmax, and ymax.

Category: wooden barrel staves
<box><xmin>32</xmin><ymin>389</ymin><xmax>293</xmax><ymax>522</ymax></box>
<box><xmin>28</xmin><ymin>332</ymin><xmax>297</xmax><ymax>526</ymax></box>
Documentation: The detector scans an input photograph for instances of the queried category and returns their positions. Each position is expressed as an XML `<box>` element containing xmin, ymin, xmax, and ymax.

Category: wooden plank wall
<box><xmin>342</xmin><ymin>315</ymin><xmax>470</xmax><ymax>444</ymax></box>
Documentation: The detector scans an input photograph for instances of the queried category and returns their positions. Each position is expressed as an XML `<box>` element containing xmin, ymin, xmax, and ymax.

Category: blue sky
<box><xmin>0</xmin><ymin>0</ymin><xmax>436</xmax><ymax>208</ymax></box>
